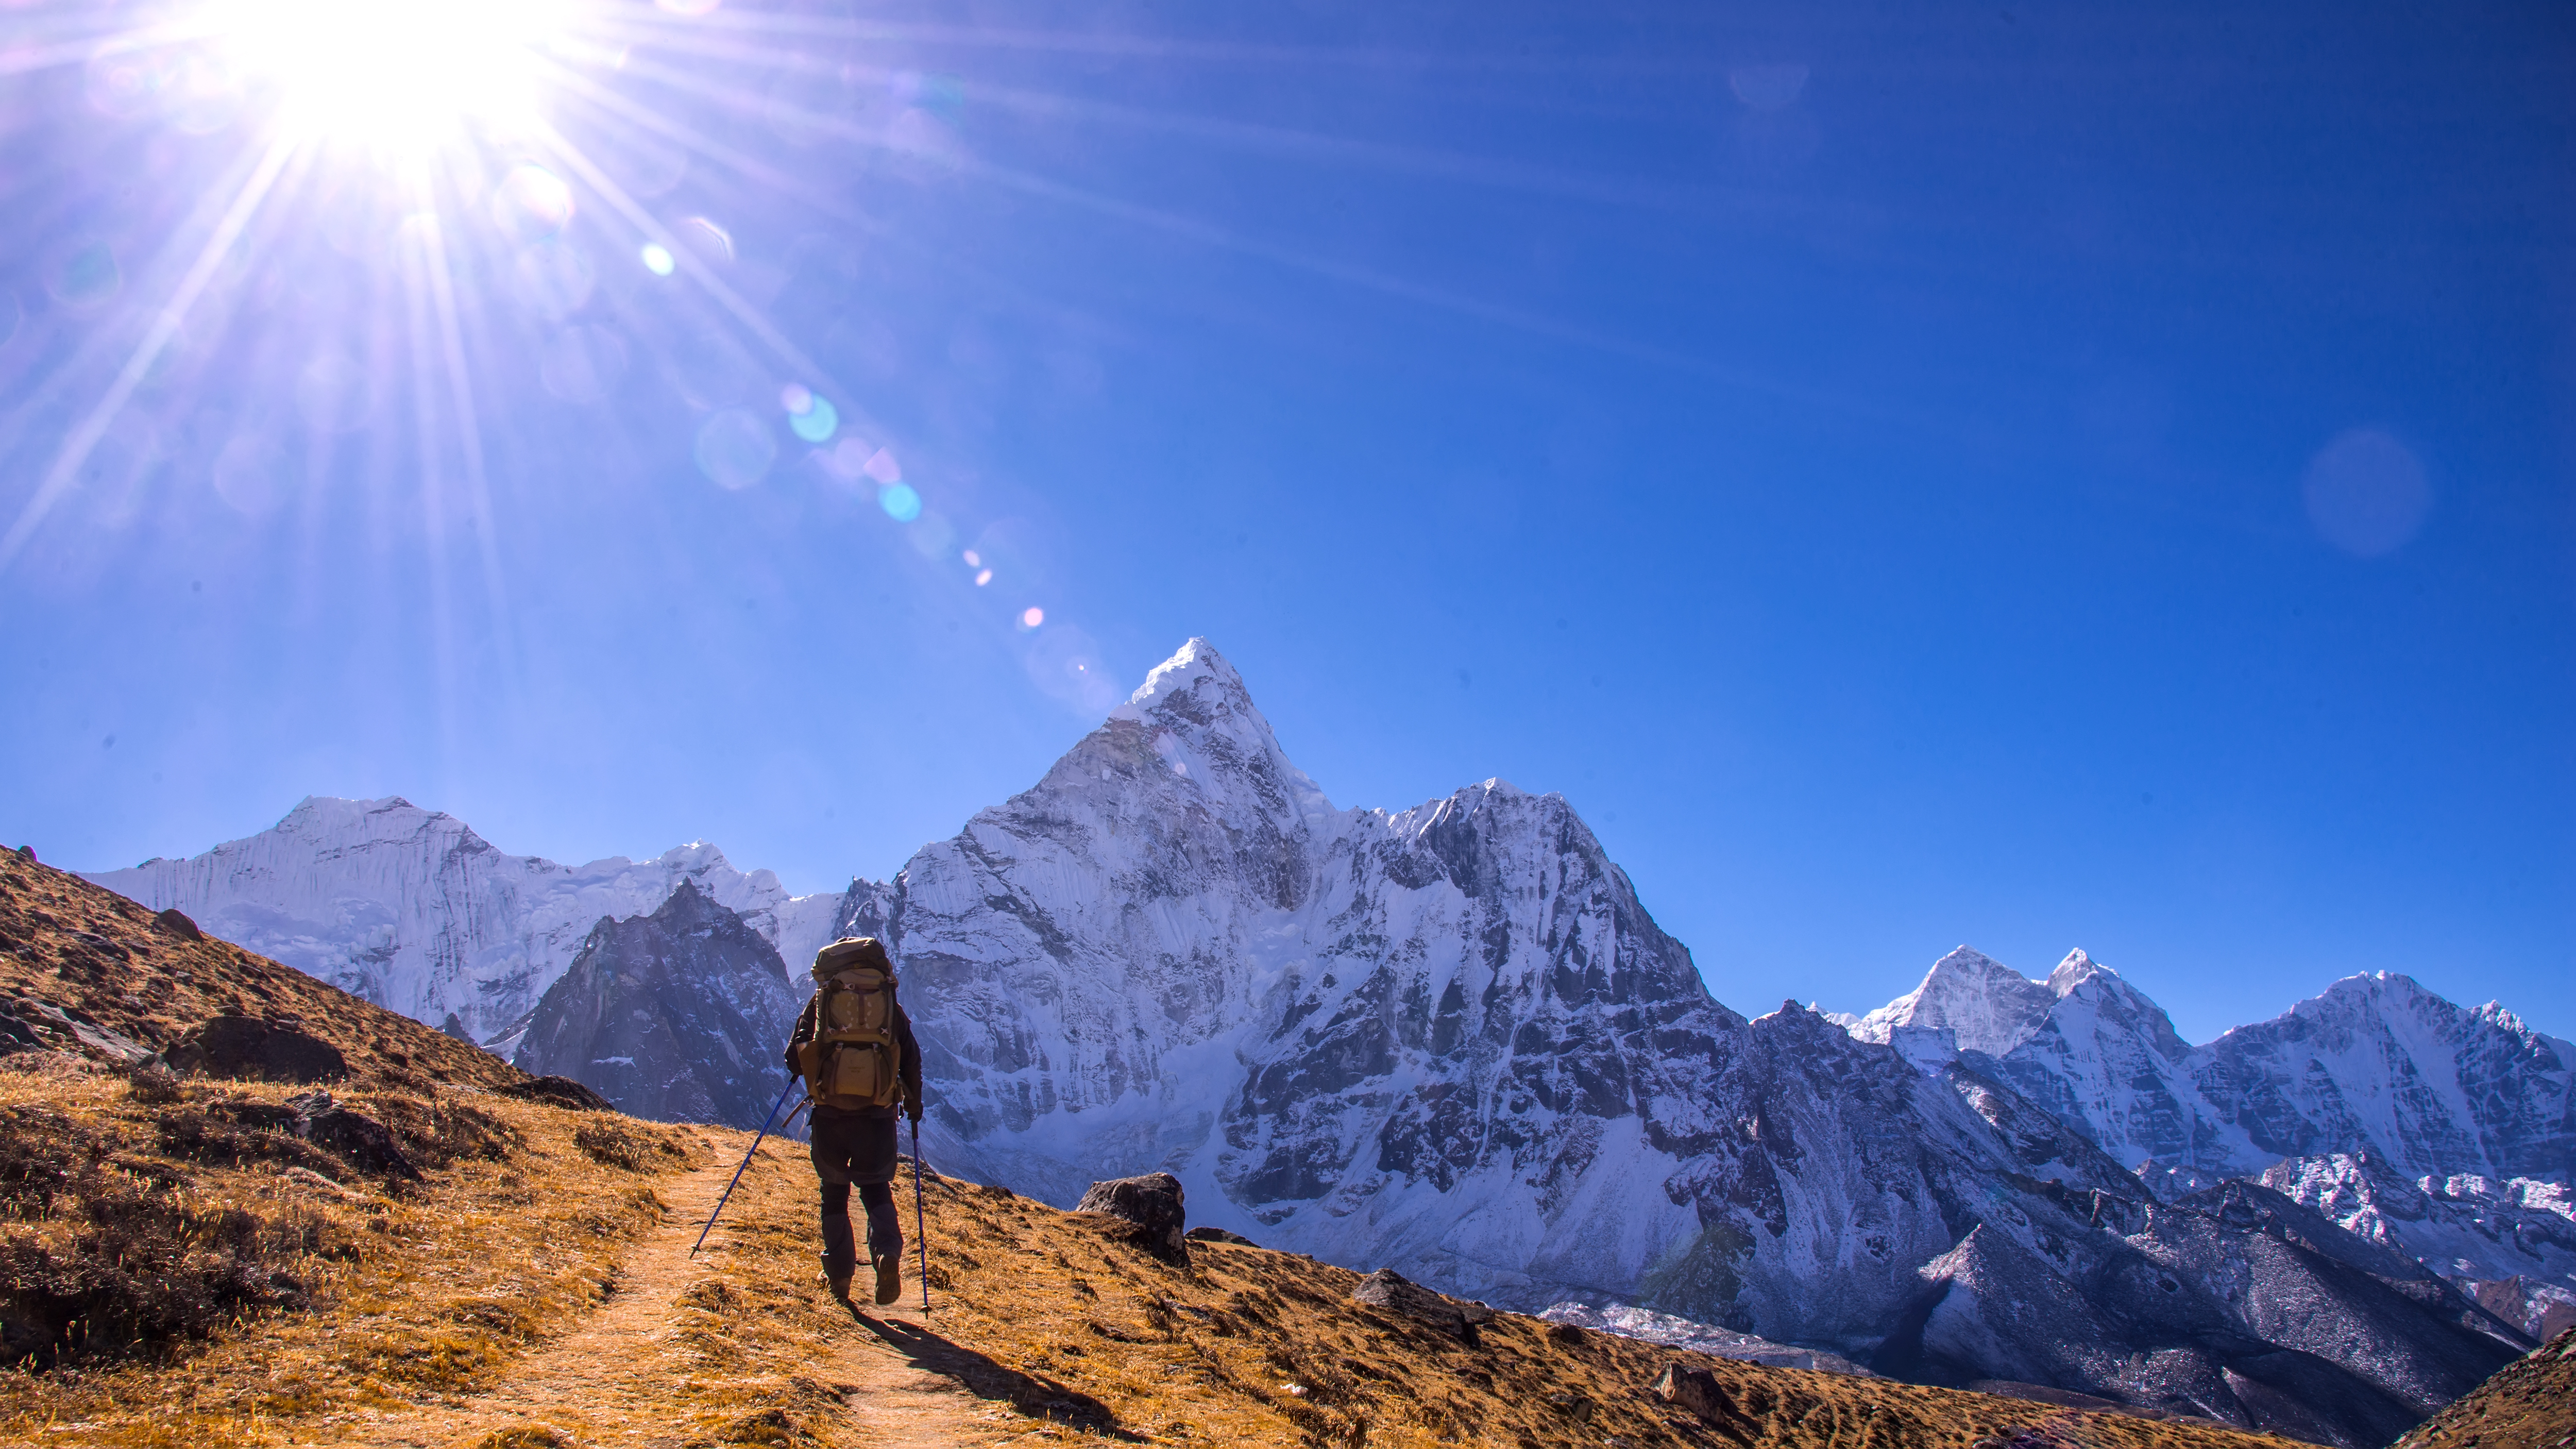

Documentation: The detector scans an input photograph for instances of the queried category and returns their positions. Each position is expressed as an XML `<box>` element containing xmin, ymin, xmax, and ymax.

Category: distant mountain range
<box><xmin>82</xmin><ymin>639</ymin><xmax>2573</xmax><ymax>1446</ymax></box>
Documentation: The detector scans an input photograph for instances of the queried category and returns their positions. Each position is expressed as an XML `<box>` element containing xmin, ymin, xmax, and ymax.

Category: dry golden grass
<box><xmin>2389</xmin><ymin>1329</ymin><xmax>2576</xmax><ymax>1449</ymax></box>
<box><xmin>0</xmin><ymin>1061</ymin><xmax>690</xmax><ymax>1446</ymax></box>
<box><xmin>679</xmin><ymin>1159</ymin><xmax>2318</xmax><ymax>1449</ymax></box>
<box><xmin>0</xmin><ymin>849</ymin><xmax>2323</xmax><ymax>1449</ymax></box>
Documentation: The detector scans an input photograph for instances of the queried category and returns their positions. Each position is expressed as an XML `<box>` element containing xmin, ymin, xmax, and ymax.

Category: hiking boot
<box><xmin>826</xmin><ymin>1273</ymin><xmax>853</xmax><ymax>1303</ymax></box>
<box><xmin>873</xmin><ymin>1254</ymin><xmax>903</xmax><ymax>1306</ymax></box>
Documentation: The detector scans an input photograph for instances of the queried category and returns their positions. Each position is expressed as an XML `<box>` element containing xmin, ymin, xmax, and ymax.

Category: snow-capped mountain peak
<box><xmin>82</xmin><ymin>795</ymin><xmax>852</xmax><ymax>1041</ymax></box>
<box><xmin>1846</xmin><ymin>945</ymin><xmax>2054</xmax><ymax>1057</ymax></box>
<box><xmin>1095</xmin><ymin>636</ymin><xmax>1339</xmax><ymax>833</ymax></box>
<box><xmin>2045</xmin><ymin>947</ymin><xmax>2110</xmax><ymax>995</ymax></box>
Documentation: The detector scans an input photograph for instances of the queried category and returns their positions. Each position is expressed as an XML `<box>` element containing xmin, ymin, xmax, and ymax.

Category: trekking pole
<box><xmin>911</xmin><ymin>1116</ymin><xmax>930</xmax><ymax>1313</ymax></box>
<box><xmin>690</xmin><ymin>1078</ymin><xmax>803</xmax><ymax>1257</ymax></box>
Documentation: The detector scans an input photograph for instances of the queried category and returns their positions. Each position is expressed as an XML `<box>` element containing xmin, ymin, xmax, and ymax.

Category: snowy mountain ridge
<box><xmin>1840</xmin><ymin>946</ymin><xmax>2576</xmax><ymax>1291</ymax></box>
<box><xmin>83</xmin><ymin>795</ymin><xmax>850</xmax><ymax>1044</ymax></box>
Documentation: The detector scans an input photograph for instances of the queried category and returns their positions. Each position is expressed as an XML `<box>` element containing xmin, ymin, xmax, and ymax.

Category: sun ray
<box><xmin>411</xmin><ymin>157</ymin><xmax>520</xmax><ymax>698</ymax></box>
<box><xmin>393</xmin><ymin>194</ymin><xmax>468</xmax><ymax>784</ymax></box>
<box><xmin>0</xmin><ymin>18</ymin><xmax>223</xmax><ymax>80</ymax></box>
<box><xmin>0</xmin><ymin>127</ymin><xmax>299</xmax><ymax>573</ymax></box>
<box><xmin>599</xmin><ymin>46</ymin><xmax>1808</xmax><ymax>401</ymax></box>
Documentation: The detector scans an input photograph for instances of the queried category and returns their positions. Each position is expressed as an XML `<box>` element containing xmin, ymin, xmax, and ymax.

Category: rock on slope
<box><xmin>80</xmin><ymin>796</ymin><xmax>848</xmax><ymax>1044</ymax></box>
<box><xmin>510</xmin><ymin>880</ymin><xmax>802</xmax><ymax>1130</ymax></box>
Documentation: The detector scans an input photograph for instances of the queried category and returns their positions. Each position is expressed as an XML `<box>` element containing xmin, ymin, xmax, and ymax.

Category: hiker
<box><xmin>786</xmin><ymin>936</ymin><xmax>923</xmax><ymax>1305</ymax></box>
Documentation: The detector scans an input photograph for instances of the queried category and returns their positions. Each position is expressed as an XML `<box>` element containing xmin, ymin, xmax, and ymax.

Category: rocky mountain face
<box><xmin>1841</xmin><ymin>949</ymin><xmax>2576</xmax><ymax>1298</ymax></box>
<box><xmin>1854</xmin><ymin>950</ymin><xmax>2576</xmax><ymax>1189</ymax></box>
<box><xmin>1838</xmin><ymin>946</ymin><xmax>2059</xmax><ymax>1058</ymax></box>
<box><xmin>82</xmin><ymin>795</ymin><xmax>849</xmax><ymax>1044</ymax></box>
<box><xmin>509</xmin><ymin>881</ymin><xmax>802</xmax><ymax>1130</ymax></box>
<box><xmin>807</xmin><ymin>640</ymin><xmax>2513</xmax><ymax>1446</ymax></box>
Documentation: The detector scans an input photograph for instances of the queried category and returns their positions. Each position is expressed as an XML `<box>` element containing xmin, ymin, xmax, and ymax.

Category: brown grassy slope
<box><xmin>2388</xmin><ymin>1330</ymin><xmax>2576</xmax><ymax>1449</ymax></box>
<box><xmin>679</xmin><ymin>1161</ymin><xmax>2316</xmax><ymax>1449</ymax></box>
<box><xmin>0</xmin><ymin>846</ymin><xmax>2318</xmax><ymax>1448</ymax></box>
<box><xmin>0</xmin><ymin>846</ymin><xmax>519</xmax><ymax>1092</ymax></box>
<box><xmin>0</xmin><ymin>1062</ymin><xmax>701</xmax><ymax>1445</ymax></box>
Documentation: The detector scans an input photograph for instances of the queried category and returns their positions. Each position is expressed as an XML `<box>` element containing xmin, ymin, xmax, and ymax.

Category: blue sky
<box><xmin>1</xmin><ymin>0</ymin><xmax>2568</xmax><ymax>1043</ymax></box>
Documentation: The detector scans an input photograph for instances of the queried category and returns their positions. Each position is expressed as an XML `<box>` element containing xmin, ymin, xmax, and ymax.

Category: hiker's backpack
<box><xmin>798</xmin><ymin>937</ymin><xmax>904</xmax><ymax>1111</ymax></box>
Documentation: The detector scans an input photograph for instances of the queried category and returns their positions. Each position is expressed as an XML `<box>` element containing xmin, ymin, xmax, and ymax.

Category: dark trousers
<box><xmin>810</xmin><ymin>1108</ymin><xmax>902</xmax><ymax>1277</ymax></box>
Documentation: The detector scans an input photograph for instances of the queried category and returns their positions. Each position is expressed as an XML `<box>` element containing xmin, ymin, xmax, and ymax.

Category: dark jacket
<box><xmin>786</xmin><ymin>993</ymin><xmax>923</xmax><ymax>1122</ymax></box>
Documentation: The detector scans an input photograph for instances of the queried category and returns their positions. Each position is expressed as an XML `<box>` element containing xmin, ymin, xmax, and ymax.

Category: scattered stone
<box><xmin>1545</xmin><ymin>1390</ymin><xmax>1597</xmax><ymax>1421</ymax></box>
<box><xmin>1</xmin><ymin>998</ymin><xmax>155</xmax><ymax>1065</ymax></box>
<box><xmin>125</xmin><ymin>1058</ymin><xmax>184</xmax><ymax>1104</ymax></box>
<box><xmin>13</xmin><ymin>845</ymin><xmax>31</xmax><ymax>862</ymax></box>
<box><xmin>1184</xmin><ymin>1225</ymin><xmax>1258</xmax><ymax>1247</ymax></box>
<box><xmin>162</xmin><ymin>1015</ymin><xmax>346</xmax><ymax>1083</ymax></box>
<box><xmin>1653</xmin><ymin>1364</ymin><xmax>1737</xmax><ymax>1424</ymax></box>
<box><xmin>152</xmin><ymin>908</ymin><xmax>203</xmax><ymax>941</ymax></box>
<box><xmin>496</xmin><ymin>1074</ymin><xmax>613</xmax><ymax>1112</ymax></box>
<box><xmin>1546</xmin><ymin>1321</ymin><xmax>1588</xmax><ymax>1346</ymax></box>
<box><xmin>1349</xmin><ymin>1269</ymin><xmax>1494</xmax><ymax>1344</ymax></box>
<box><xmin>279</xmin><ymin>1165</ymin><xmax>358</xmax><ymax>1200</ymax></box>
<box><xmin>1074</xmin><ymin>1172</ymin><xmax>1189</xmax><ymax>1262</ymax></box>
<box><xmin>284</xmin><ymin>1090</ymin><xmax>419</xmax><ymax>1181</ymax></box>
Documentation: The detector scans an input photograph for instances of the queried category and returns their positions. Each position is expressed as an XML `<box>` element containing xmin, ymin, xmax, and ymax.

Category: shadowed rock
<box><xmin>1184</xmin><ymin>1225</ymin><xmax>1258</xmax><ymax>1247</ymax></box>
<box><xmin>163</xmin><ymin>1015</ymin><xmax>346</xmax><ymax>1083</ymax></box>
<box><xmin>1075</xmin><ymin>1172</ymin><xmax>1188</xmax><ymax>1261</ymax></box>
<box><xmin>151</xmin><ymin>908</ymin><xmax>202</xmax><ymax>941</ymax></box>
<box><xmin>497</xmin><ymin>1075</ymin><xmax>613</xmax><ymax>1112</ymax></box>
<box><xmin>283</xmin><ymin>1090</ymin><xmax>418</xmax><ymax>1181</ymax></box>
<box><xmin>1350</xmin><ymin>1268</ymin><xmax>1495</xmax><ymax>1344</ymax></box>
<box><xmin>1654</xmin><ymin>1363</ymin><xmax>1739</xmax><ymax>1424</ymax></box>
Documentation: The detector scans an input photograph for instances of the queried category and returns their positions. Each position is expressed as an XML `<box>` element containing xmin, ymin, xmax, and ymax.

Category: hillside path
<box><xmin>344</xmin><ymin>1162</ymin><xmax>1024</xmax><ymax>1449</ymax></box>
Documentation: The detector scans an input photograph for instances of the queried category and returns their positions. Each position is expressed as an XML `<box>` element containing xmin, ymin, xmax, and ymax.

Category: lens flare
<box><xmin>208</xmin><ymin>0</ymin><xmax>571</xmax><ymax>148</ymax></box>
<box><xmin>782</xmin><ymin>385</ymin><xmax>837</xmax><ymax>443</ymax></box>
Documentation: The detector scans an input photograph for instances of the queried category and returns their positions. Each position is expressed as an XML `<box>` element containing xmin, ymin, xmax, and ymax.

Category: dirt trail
<box><xmin>347</xmin><ymin>1159</ymin><xmax>1018</xmax><ymax>1449</ymax></box>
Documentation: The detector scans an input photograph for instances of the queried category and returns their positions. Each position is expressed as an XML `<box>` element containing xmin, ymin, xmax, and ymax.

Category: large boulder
<box><xmin>1349</xmin><ymin>1268</ymin><xmax>1496</xmax><ymax>1345</ymax></box>
<box><xmin>1075</xmin><ymin>1172</ymin><xmax>1188</xmax><ymax>1261</ymax></box>
<box><xmin>1653</xmin><ymin>1364</ymin><xmax>1738</xmax><ymax>1425</ymax></box>
<box><xmin>162</xmin><ymin>1015</ymin><xmax>346</xmax><ymax>1084</ymax></box>
<box><xmin>283</xmin><ymin>1090</ymin><xmax>418</xmax><ymax>1181</ymax></box>
<box><xmin>496</xmin><ymin>1075</ymin><xmax>613</xmax><ymax>1112</ymax></box>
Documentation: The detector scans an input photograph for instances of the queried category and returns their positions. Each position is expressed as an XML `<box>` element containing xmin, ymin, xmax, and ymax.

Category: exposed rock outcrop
<box><xmin>163</xmin><ymin>1015</ymin><xmax>347</xmax><ymax>1083</ymax></box>
<box><xmin>1075</xmin><ymin>1172</ymin><xmax>1189</xmax><ymax>1261</ymax></box>
<box><xmin>1349</xmin><ymin>1268</ymin><xmax>1496</xmax><ymax>1344</ymax></box>
<box><xmin>510</xmin><ymin>882</ymin><xmax>800</xmax><ymax>1131</ymax></box>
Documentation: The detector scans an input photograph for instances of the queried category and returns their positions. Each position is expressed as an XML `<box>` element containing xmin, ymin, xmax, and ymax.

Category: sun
<box><xmin>207</xmin><ymin>0</ymin><xmax>575</xmax><ymax>149</ymax></box>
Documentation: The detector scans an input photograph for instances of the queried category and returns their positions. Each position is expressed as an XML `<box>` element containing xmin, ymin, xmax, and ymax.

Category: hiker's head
<box><xmin>814</xmin><ymin>936</ymin><xmax>892</xmax><ymax>978</ymax></box>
